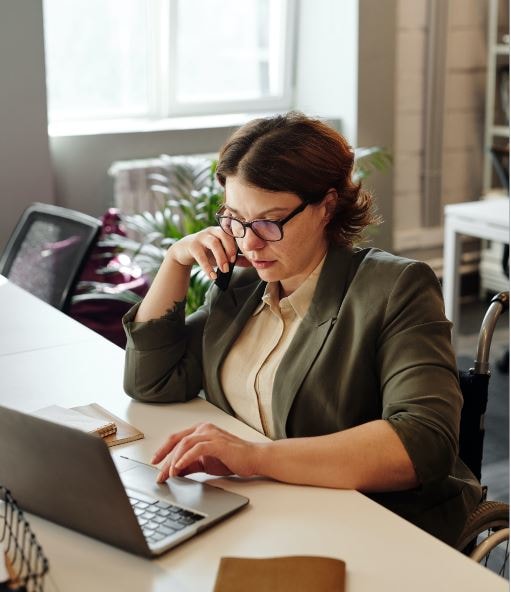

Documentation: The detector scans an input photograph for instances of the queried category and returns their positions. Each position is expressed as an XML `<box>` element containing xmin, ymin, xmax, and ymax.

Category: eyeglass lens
<box><xmin>219</xmin><ymin>217</ymin><xmax>282</xmax><ymax>241</ymax></box>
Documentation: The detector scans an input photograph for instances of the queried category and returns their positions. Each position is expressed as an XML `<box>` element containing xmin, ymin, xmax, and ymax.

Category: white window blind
<box><xmin>43</xmin><ymin>0</ymin><xmax>295</xmax><ymax>124</ymax></box>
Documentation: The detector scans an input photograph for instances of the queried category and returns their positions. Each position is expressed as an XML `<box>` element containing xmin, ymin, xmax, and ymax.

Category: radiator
<box><xmin>108</xmin><ymin>153</ymin><xmax>217</xmax><ymax>216</ymax></box>
<box><xmin>108</xmin><ymin>156</ymin><xmax>165</xmax><ymax>215</ymax></box>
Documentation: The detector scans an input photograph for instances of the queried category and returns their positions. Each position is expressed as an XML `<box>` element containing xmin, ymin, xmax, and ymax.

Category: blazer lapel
<box><xmin>272</xmin><ymin>246</ymin><xmax>368</xmax><ymax>439</ymax></box>
<box><xmin>203</xmin><ymin>276</ymin><xmax>266</xmax><ymax>414</ymax></box>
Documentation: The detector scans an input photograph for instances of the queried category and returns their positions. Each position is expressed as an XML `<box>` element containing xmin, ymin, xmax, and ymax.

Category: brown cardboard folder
<box><xmin>213</xmin><ymin>556</ymin><xmax>346</xmax><ymax>592</ymax></box>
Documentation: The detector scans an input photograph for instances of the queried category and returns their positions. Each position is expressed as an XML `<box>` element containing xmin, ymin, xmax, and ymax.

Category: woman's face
<box><xmin>224</xmin><ymin>176</ymin><xmax>330</xmax><ymax>296</ymax></box>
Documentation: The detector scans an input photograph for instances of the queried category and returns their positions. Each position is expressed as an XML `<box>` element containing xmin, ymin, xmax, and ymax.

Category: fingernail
<box><xmin>222</xmin><ymin>263</ymin><xmax>229</xmax><ymax>273</ymax></box>
<box><xmin>156</xmin><ymin>472</ymin><xmax>163</xmax><ymax>482</ymax></box>
<box><xmin>209</xmin><ymin>271</ymin><xmax>217</xmax><ymax>280</ymax></box>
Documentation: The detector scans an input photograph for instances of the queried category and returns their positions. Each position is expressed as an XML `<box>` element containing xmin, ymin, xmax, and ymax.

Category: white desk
<box><xmin>443</xmin><ymin>198</ymin><xmax>509</xmax><ymax>345</ymax></box>
<box><xmin>0</xmin><ymin>275</ymin><xmax>97</xmax><ymax>355</ymax></box>
<box><xmin>0</xmin><ymin>277</ymin><xmax>507</xmax><ymax>591</ymax></box>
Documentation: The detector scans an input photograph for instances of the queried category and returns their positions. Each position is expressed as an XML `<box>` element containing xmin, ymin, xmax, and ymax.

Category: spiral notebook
<box><xmin>72</xmin><ymin>403</ymin><xmax>144</xmax><ymax>447</ymax></box>
<box><xmin>33</xmin><ymin>403</ymin><xmax>143</xmax><ymax>447</ymax></box>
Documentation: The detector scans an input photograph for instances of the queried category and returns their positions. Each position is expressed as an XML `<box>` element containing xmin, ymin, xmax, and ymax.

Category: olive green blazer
<box><xmin>123</xmin><ymin>245</ymin><xmax>481</xmax><ymax>545</ymax></box>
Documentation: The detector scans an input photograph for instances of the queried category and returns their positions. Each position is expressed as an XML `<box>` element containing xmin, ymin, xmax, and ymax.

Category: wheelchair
<box><xmin>455</xmin><ymin>291</ymin><xmax>509</xmax><ymax>576</ymax></box>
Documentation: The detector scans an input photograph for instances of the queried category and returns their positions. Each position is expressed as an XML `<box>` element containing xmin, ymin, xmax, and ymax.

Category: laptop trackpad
<box><xmin>119</xmin><ymin>461</ymin><xmax>209</xmax><ymax>510</ymax></box>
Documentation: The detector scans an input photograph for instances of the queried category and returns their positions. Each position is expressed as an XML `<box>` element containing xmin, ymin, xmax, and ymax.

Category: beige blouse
<box><xmin>220</xmin><ymin>256</ymin><xmax>326</xmax><ymax>439</ymax></box>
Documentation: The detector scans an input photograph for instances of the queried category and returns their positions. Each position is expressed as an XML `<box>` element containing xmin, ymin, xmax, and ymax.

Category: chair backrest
<box><xmin>458</xmin><ymin>370</ymin><xmax>489</xmax><ymax>482</ymax></box>
<box><xmin>0</xmin><ymin>203</ymin><xmax>102</xmax><ymax>312</ymax></box>
<box><xmin>458</xmin><ymin>292</ymin><xmax>509</xmax><ymax>481</ymax></box>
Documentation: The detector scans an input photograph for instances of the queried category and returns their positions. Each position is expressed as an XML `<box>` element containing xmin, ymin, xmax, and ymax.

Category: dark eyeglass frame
<box><xmin>215</xmin><ymin>202</ymin><xmax>308</xmax><ymax>242</ymax></box>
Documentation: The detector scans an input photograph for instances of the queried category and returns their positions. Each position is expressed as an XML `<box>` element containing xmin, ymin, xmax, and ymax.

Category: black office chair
<box><xmin>455</xmin><ymin>292</ymin><xmax>509</xmax><ymax>575</ymax></box>
<box><xmin>0</xmin><ymin>203</ymin><xmax>101</xmax><ymax>312</ymax></box>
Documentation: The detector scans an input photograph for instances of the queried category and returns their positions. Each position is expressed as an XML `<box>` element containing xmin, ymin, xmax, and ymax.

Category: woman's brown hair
<box><xmin>216</xmin><ymin>111</ymin><xmax>379</xmax><ymax>246</ymax></box>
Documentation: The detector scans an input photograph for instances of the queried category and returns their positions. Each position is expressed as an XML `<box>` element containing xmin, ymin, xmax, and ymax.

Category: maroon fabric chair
<box><xmin>70</xmin><ymin>209</ymin><xmax>149</xmax><ymax>348</ymax></box>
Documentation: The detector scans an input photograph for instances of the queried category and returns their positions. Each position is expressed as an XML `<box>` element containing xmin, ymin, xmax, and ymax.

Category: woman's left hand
<box><xmin>151</xmin><ymin>423</ymin><xmax>262</xmax><ymax>483</ymax></box>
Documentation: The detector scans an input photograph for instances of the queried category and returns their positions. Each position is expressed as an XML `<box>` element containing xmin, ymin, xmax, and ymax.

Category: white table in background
<box><xmin>443</xmin><ymin>198</ymin><xmax>509</xmax><ymax>346</ymax></box>
<box><xmin>0</xmin><ymin>278</ymin><xmax>507</xmax><ymax>592</ymax></box>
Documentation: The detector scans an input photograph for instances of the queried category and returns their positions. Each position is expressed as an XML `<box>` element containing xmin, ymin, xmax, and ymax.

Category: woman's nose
<box><xmin>242</xmin><ymin>227</ymin><xmax>266</xmax><ymax>251</ymax></box>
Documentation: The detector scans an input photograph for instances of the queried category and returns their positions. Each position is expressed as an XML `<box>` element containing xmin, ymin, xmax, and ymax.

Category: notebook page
<box><xmin>33</xmin><ymin>405</ymin><xmax>116</xmax><ymax>436</ymax></box>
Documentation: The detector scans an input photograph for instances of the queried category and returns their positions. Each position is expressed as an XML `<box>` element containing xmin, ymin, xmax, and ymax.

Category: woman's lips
<box><xmin>237</xmin><ymin>253</ymin><xmax>276</xmax><ymax>270</ymax></box>
<box><xmin>250</xmin><ymin>260</ymin><xmax>276</xmax><ymax>270</ymax></box>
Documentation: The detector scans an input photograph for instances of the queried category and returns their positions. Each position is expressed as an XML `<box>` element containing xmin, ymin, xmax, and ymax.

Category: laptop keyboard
<box><xmin>129</xmin><ymin>495</ymin><xmax>205</xmax><ymax>545</ymax></box>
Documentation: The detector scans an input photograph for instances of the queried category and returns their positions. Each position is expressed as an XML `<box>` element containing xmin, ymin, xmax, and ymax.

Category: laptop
<box><xmin>0</xmin><ymin>405</ymin><xmax>249</xmax><ymax>558</ymax></box>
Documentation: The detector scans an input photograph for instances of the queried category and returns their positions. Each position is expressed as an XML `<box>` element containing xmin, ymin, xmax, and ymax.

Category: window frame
<box><xmin>44</xmin><ymin>0</ymin><xmax>297</xmax><ymax>125</ymax></box>
<box><xmin>164</xmin><ymin>0</ymin><xmax>297</xmax><ymax>118</ymax></box>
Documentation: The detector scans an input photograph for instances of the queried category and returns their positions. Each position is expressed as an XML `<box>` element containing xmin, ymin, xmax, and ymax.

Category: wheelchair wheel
<box><xmin>456</xmin><ymin>501</ymin><xmax>510</xmax><ymax>577</ymax></box>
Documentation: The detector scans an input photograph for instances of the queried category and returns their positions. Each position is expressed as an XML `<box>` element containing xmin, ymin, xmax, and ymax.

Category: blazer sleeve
<box><xmin>376</xmin><ymin>261</ymin><xmax>462</xmax><ymax>486</ymax></box>
<box><xmin>122</xmin><ymin>290</ymin><xmax>212</xmax><ymax>403</ymax></box>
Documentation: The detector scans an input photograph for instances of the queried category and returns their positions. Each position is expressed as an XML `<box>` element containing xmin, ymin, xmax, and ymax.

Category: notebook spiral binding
<box><xmin>0</xmin><ymin>486</ymin><xmax>49</xmax><ymax>592</ymax></box>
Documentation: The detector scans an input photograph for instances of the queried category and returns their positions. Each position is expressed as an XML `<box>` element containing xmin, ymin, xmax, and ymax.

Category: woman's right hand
<box><xmin>168</xmin><ymin>227</ymin><xmax>239</xmax><ymax>280</ymax></box>
<box><xmin>134</xmin><ymin>226</ymin><xmax>249</xmax><ymax>322</ymax></box>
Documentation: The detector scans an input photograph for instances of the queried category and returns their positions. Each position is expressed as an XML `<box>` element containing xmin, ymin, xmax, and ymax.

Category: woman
<box><xmin>123</xmin><ymin>112</ymin><xmax>481</xmax><ymax>545</ymax></box>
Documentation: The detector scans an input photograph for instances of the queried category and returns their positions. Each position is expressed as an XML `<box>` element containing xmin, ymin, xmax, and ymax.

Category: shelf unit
<box><xmin>480</xmin><ymin>0</ymin><xmax>509</xmax><ymax>296</ymax></box>
<box><xmin>482</xmin><ymin>0</ymin><xmax>509</xmax><ymax>193</ymax></box>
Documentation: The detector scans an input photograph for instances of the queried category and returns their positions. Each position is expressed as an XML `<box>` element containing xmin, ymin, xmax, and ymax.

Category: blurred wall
<box><xmin>393</xmin><ymin>0</ymin><xmax>491</xmax><ymax>263</ymax></box>
<box><xmin>0</xmin><ymin>0</ymin><xmax>54</xmax><ymax>252</ymax></box>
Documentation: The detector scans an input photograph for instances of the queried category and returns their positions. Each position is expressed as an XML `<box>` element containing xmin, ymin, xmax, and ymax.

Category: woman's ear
<box><xmin>323</xmin><ymin>189</ymin><xmax>338</xmax><ymax>221</ymax></box>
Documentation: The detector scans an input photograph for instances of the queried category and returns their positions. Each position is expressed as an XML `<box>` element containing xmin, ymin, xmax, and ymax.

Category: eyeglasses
<box><xmin>215</xmin><ymin>202</ymin><xmax>308</xmax><ymax>242</ymax></box>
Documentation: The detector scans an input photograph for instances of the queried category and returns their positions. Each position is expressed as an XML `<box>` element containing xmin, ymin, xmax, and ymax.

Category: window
<box><xmin>43</xmin><ymin>0</ymin><xmax>295</xmax><ymax>124</ymax></box>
